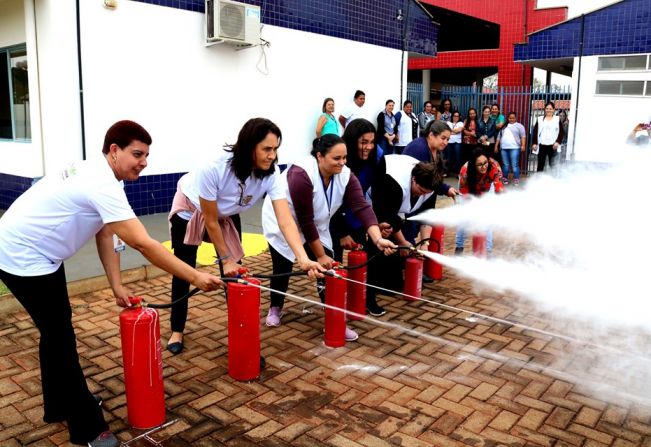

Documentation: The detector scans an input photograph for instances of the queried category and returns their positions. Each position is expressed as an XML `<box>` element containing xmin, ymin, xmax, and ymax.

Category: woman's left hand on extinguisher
<box><xmin>113</xmin><ymin>284</ymin><xmax>133</xmax><ymax>308</ymax></box>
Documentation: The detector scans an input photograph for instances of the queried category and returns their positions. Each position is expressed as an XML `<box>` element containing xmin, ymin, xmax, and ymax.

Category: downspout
<box><xmin>75</xmin><ymin>0</ymin><xmax>86</xmax><ymax>159</ymax></box>
<box><xmin>570</xmin><ymin>14</ymin><xmax>585</xmax><ymax>161</ymax></box>
<box><xmin>24</xmin><ymin>0</ymin><xmax>45</xmax><ymax>177</ymax></box>
<box><xmin>399</xmin><ymin>0</ymin><xmax>411</xmax><ymax>105</ymax></box>
<box><xmin>522</xmin><ymin>0</ymin><xmax>528</xmax><ymax>85</ymax></box>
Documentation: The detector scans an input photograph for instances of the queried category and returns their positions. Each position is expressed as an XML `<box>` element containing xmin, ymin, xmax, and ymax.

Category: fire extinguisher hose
<box><xmin>142</xmin><ymin>278</ymin><xmax>245</xmax><ymax>309</ymax></box>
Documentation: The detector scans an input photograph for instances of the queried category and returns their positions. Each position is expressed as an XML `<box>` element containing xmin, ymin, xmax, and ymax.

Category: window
<box><xmin>598</xmin><ymin>55</ymin><xmax>648</xmax><ymax>71</ymax></box>
<box><xmin>0</xmin><ymin>45</ymin><xmax>30</xmax><ymax>141</ymax></box>
<box><xmin>595</xmin><ymin>80</ymin><xmax>645</xmax><ymax>96</ymax></box>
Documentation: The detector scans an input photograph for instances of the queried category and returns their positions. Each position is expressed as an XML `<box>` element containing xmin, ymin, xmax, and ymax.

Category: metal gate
<box><xmin>407</xmin><ymin>85</ymin><xmax>572</xmax><ymax>174</ymax></box>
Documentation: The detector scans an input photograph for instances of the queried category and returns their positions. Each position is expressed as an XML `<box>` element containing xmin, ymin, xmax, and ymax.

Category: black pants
<box><xmin>268</xmin><ymin>243</ymin><xmax>329</xmax><ymax>308</ymax></box>
<box><xmin>0</xmin><ymin>265</ymin><xmax>108</xmax><ymax>444</ymax></box>
<box><xmin>366</xmin><ymin>239</ymin><xmax>403</xmax><ymax>305</ymax></box>
<box><xmin>169</xmin><ymin>213</ymin><xmax>242</xmax><ymax>333</ymax></box>
<box><xmin>330</xmin><ymin>224</ymin><xmax>366</xmax><ymax>263</ymax></box>
<box><xmin>537</xmin><ymin>144</ymin><xmax>557</xmax><ymax>172</ymax></box>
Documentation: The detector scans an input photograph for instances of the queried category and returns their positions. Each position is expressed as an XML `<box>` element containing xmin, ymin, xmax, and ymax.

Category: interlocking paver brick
<box><xmin>2</xmin><ymin>248</ymin><xmax>651</xmax><ymax>446</ymax></box>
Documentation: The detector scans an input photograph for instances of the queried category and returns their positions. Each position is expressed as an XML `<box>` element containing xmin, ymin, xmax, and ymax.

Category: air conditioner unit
<box><xmin>205</xmin><ymin>0</ymin><xmax>261</xmax><ymax>47</ymax></box>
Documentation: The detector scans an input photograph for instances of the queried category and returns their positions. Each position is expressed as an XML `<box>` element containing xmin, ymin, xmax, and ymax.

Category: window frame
<box><xmin>597</xmin><ymin>55</ymin><xmax>649</xmax><ymax>72</ymax></box>
<box><xmin>0</xmin><ymin>43</ymin><xmax>30</xmax><ymax>142</ymax></box>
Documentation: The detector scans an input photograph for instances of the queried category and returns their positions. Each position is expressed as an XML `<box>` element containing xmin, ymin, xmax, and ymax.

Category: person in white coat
<box><xmin>262</xmin><ymin>134</ymin><xmax>396</xmax><ymax>340</ymax></box>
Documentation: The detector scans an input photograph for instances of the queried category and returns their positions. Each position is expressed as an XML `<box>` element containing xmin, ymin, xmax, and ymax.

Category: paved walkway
<box><xmin>2</xmin><ymin>227</ymin><xmax>651</xmax><ymax>446</ymax></box>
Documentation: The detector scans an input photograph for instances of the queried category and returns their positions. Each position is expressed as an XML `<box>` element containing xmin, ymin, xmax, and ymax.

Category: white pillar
<box><xmin>24</xmin><ymin>0</ymin><xmax>45</xmax><ymax>177</ymax></box>
<box><xmin>422</xmin><ymin>69</ymin><xmax>431</xmax><ymax>102</ymax></box>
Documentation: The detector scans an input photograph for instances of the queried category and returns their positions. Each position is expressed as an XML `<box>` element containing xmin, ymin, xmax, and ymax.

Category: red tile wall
<box><xmin>410</xmin><ymin>0</ymin><xmax>567</xmax><ymax>86</ymax></box>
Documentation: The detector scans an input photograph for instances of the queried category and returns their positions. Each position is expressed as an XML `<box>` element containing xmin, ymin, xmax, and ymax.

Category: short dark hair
<box><xmin>385</xmin><ymin>99</ymin><xmax>395</xmax><ymax>106</ymax></box>
<box><xmin>403</xmin><ymin>100</ymin><xmax>412</xmax><ymax>108</ymax></box>
<box><xmin>425</xmin><ymin>119</ymin><xmax>449</xmax><ymax>137</ymax></box>
<box><xmin>102</xmin><ymin>120</ymin><xmax>152</xmax><ymax>154</ymax></box>
<box><xmin>322</xmin><ymin>97</ymin><xmax>334</xmax><ymax>113</ymax></box>
<box><xmin>311</xmin><ymin>134</ymin><xmax>345</xmax><ymax>158</ymax></box>
<box><xmin>412</xmin><ymin>162</ymin><xmax>440</xmax><ymax>190</ymax></box>
<box><xmin>225</xmin><ymin>118</ymin><xmax>281</xmax><ymax>182</ymax></box>
<box><xmin>354</xmin><ymin>90</ymin><xmax>365</xmax><ymax>99</ymax></box>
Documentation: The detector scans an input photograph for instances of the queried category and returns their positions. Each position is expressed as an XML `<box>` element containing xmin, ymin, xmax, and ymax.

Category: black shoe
<box><xmin>454</xmin><ymin>247</ymin><xmax>464</xmax><ymax>255</ymax></box>
<box><xmin>422</xmin><ymin>273</ymin><xmax>434</xmax><ymax>284</ymax></box>
<box><xmin>167</xmin><ymin>341</ymin><xmax>184</xmax><ymax>355</ymax></box>
<box><xmin>367</xmin><ymin>303</ymin><xmax>386</xmax><ymax>317</ymax></box>
<box><xmin>260</xmin><ymin>355</ymin><xmax>266</xmax><ymax>370</ymax></box>
<box><xmin>94</xmin><ymin>394</ymin><xmax>103</xmax><ymax>407</ymax></box>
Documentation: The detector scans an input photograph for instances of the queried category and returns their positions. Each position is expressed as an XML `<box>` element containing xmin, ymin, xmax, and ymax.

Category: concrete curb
<box><xmin>0</xmin><ymin>264</ymin><xmax>167</xmax><ymax>314</ymax></box>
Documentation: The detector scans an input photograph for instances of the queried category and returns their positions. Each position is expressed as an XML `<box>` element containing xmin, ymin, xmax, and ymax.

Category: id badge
<box><xmin>113</xmin><ymin>234</ymin><xmax>126</xmax><ymax>252</ymax></box>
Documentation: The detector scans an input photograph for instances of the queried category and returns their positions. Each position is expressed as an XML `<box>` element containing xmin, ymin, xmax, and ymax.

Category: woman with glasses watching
<box><xmin>165</xmin><ymin>118</ymin><xmax>323</xmax><ymax>355</ymax></box>
<box><xmin>454</xmin><ymin>147</ymin><xmax>504</xmax><ymax>255</ymax></box>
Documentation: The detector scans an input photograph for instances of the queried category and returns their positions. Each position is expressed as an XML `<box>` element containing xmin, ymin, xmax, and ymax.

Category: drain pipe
<box><xmin>75</xmin><ymin>0</ymin><xmax>87</xmax><ymax>160</ymax></box>
<box><xmin>569</xmin><ymin>14</ymin><xmax>585</xmax><ymax>161</ymax></box>
<box><xmin>24</xmin><ymin>0</ymin><xmax>45</xmax><ymax>177</ymax></box>
<box><xmin>399</xmin><ymin>0</ymin><xmax>411</xmax><ymax>105</ymax></box>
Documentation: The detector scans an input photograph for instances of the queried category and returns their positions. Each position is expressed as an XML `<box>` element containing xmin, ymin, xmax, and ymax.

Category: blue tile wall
<box><xmin>124</xmin><ymin>172</ymin><xmax>185</xmax><ymax>216</ymax></box>
<box><xmin>0</xmin><ymin>172</ymin><xmax>184</xmax><ymax>216</ymax></box>
<box><xmin>0</xmin><ymin>173</ymin><xmax>33</xmax><ymax>210</ymax></box>
<box><xmin>133</xmin><ymin>0</ymin><xmax>437</xmax><ymax>56</ymax></box>
<box><xmin>515</xmin><ymin>0</ymin><xmax>651</xmax><ymax>61</ymax></box>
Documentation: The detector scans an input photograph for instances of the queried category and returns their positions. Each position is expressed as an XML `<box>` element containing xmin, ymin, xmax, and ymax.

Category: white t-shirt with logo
<box><xmin>340</xmin><ymin>103</ymin><xmax>365</xmax><ymax>127</ymax></box>
<box><xmin>178</xmin><ymin>148</ymin><xmax>286</xmax><ymax>220</ymax></box>
<box><xmin>0</xmin><ymin>158</ymin><xmax>136</xmax><ymax>276</ymax></box>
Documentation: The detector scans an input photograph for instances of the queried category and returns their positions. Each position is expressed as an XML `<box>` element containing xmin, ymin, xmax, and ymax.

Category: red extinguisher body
<box><xmin>346</xmin><ymin>249</ymin><xmax>367</xmax><ymax>321</ymax></box>
<box><xmin>324</xmin><ymin>269</ymin><xmax>348</xmax><ymax>348</ymax></box>
<box><xmin>228</xmin><ymin>278</ymin><xmax>261</xmax><ymax>381</ymax></box>
<box><xmin>119</xmin><ymin>299</ymin><xmax>165</xmax><ymax>429</ymax></box>
<box><xmin>424</xmin><ymin>225</ymin><xmax>444</xmax><ymax>280</ymax></box>
<box><xmin>403</xmin><ymin>257</ymin><xmax>423</xmax><ymax>300</ymax></box>
<box><xmin>472</xmin><ymin>233</ymin><xmax>487</xmax><ymax>257</ymax></box>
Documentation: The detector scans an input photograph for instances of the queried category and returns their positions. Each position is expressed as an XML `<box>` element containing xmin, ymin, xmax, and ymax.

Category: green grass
<box><xmin>0</xmin><ymin>280</ymin><xmax>8</xmax><ymax>295</ymax></box>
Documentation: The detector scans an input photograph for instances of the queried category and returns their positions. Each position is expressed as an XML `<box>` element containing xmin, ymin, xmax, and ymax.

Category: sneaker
<box><xmin>454</xmin><ymin>247</ymin><xmax>464</xmax><ymax>255</ymax></box>
<box><xmin>514</xmin><ymin>179</ymin><xmax>520</xmax><ymax>186</ymax></box>
<box><xmin>367</xmin><ymin>302</ymin><xmax>386</xmax><ymax>317</ymax></box>
<box><xmin>345</xmin><ymin>326</ymin><xmax>359</xmax><ymax>342</ymax></box>
<box><xmin>502</xmin><ymin>177</ymin><xmax>509</xmax><ymax>185</ymax></box>
<box><xmin>422</xmin><ymin>273</ymin><xmax>434</xmax><ymax>284</ymax></box>
<box><xmin>265</xmin><ymin>307</ymin><xmax>282</xmax><ymax>327</ymax></box>
<box><xmin>88</xmin><ymin>431</ymin><xmax>119</xmax><ymax>447</ymax></box>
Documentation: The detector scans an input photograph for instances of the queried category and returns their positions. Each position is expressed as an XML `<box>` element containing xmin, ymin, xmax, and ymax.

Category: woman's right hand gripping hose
<box><xmin>193</xmin><ymin>271</ymin><xmax>225</xmax><ymax>291</ymax></box>
<box><xmin>298</xmin><ymin>257</ymin><xmax>326</xmax><ymax>279</ymax></box>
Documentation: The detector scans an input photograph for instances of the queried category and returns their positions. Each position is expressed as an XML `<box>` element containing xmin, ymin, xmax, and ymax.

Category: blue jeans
<box><xmin>455</xmin><ymin>227</ymin><xmax>493</xmax><ymax>252</ymax></box>
<box><xmin>500</xmin><ymin>148</ymin><xmax>521</xmax><ymax>179</ymax></box>
<box><xmin>445</xmin><ymin>142</ymin><xmax>462</xmax><ymax>175</ymax></box>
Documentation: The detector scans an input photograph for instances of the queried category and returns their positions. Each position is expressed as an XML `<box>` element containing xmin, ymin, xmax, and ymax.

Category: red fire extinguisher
<box><xmin>346</xmin><ymin>245</ymin><xmax>366</xmax><ymax>321</ymax></box>
<box><xmin>119</xmin><ymin>297</ymin><xmax>165</xmax><ymax>429</ymax></box>
<box><xmin>472</xmin><ymin>233</ymin><xmax>487</xmax><ymax>257</ymax></box>
<box><xmin>227</xmin><ymin>274</ymin><xmax>261</xmax><ymax>381</ymax></box>
<box><xmin>424</xmin><ymin>225</ymin><xmax>444</xmax><ymax>280</ymax></box>
<box><xmin>403</xmin><ymin>257</ymin><xmax>423</xmax><ymax>300</ymax></box>
<box><xmin>324</xmin><ymin>269</ymin><xmax>348</xmax><ymax>348</ymax></box>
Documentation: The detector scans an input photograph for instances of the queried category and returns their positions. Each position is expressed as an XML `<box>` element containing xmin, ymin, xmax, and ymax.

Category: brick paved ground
<box><xmin>2</xmin><ymin>231</ymin><xmax>651</xmax><ymax>446</ymax></box>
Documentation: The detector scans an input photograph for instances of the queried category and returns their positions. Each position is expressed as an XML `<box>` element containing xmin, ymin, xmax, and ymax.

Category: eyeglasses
<box><xmin>475</xmin><ymin>161</ymin><xmax>489</xmax><ymax>168</ymax></box>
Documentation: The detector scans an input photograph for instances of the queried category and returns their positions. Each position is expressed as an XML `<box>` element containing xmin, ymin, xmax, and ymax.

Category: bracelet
<box><xmin>215</xmin><ymin>254</ymin><xmax>231</xmax><ymax>262</ymax></box>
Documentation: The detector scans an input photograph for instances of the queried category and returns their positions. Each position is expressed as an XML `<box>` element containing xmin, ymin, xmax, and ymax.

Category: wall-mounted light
<box><xmin>396</xmin><ymin>8</ymin><xmax>404</xmax><ymax>21</ymax></box>
<box><xmin>104</xmin><ymin>0</ymin><xmax>117</xmax><ymax>9</ymax></box>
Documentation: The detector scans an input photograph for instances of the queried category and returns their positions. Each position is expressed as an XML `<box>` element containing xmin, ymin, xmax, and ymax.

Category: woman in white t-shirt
<box><xmin>166</xmin><ymin>118</ymin><xmax>322</xmax><ymax>354</ymax></box>
<box><xmin>531</xmin><ymin>101</ymin><xmax>565</xmax><ymax>172</ymax></box>
<box><xmin>0</xmin><ymin>121</ymin><xmax>225</xmax><ymax>447</ymax></box>
<box><xmin>445</xmin><ymin>111</ymin><xmax>464</xmax><ymax>177</ymax></box>
<box><xmin>496</xmin><ymin>112</ymin><xmax>526</xmax><ymax>185</ymax></box>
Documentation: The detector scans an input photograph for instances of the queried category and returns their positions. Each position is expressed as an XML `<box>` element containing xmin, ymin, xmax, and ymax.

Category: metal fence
<box><xmin>406</xmin><ymin>84</ymin><xmax>572</xmax><ymax>174</ymax></box>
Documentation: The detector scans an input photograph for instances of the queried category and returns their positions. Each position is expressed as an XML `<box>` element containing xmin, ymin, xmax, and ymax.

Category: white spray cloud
<box><xmin>411</xmin><ymin>147</ymin><xmax>651</xmax><ymax>404</ymax></box>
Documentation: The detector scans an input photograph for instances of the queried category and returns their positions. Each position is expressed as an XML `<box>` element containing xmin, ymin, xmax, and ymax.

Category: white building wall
<box><xmin>77</xmin><ymin>0</ymin><xmax>402</xmax><ymax>172</ymax></box>
<box><xmin>569</xmin><ymin>54</ymin><xmax>651</xmax><ymax>163</ymax></box>
<box><xmin>536</xmin><ymin>0</ymin><xmax>621</xmax><ymax>19</ymax></box>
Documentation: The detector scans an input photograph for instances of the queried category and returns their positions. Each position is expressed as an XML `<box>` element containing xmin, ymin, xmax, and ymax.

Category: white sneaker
<box><xmin>345</xmin><ymin>326</ymin><xmax>359</xmax><ymax>342</ymax></box>
<box><xmin>265</xmin><ymin>307</ymin><xmax>282</xmax><ymax>327</ymax></box>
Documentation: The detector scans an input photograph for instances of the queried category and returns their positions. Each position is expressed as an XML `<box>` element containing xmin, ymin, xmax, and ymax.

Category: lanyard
<box><xmin>320</xmin><ymin>174</ymin><xmax>334</xmax><ymax>212</ymax></box>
